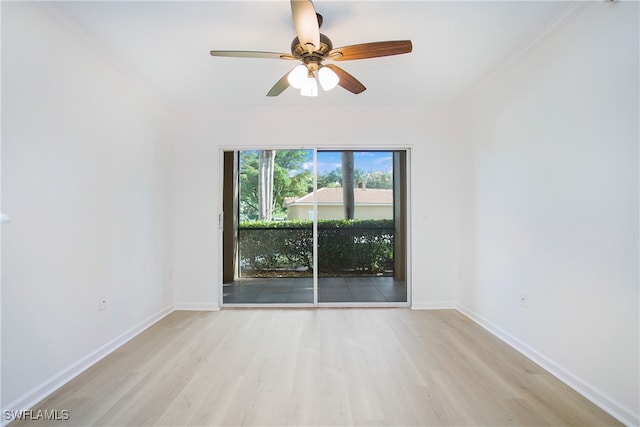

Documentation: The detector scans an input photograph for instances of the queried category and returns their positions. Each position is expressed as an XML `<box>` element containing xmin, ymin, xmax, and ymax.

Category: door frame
<box><xmin>217</xmin><ymin>145</ymin><xmax>413</xmax><ymax>308</ymax></box>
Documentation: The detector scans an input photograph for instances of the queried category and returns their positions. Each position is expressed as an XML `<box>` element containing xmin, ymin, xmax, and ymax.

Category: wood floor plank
<box><xmin>9</xmin><ymin>309</ymin><xmax>622</xmax><ymax>426</ymax></box>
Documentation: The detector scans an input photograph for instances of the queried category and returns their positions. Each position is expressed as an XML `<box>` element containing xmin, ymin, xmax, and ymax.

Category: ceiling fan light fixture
<box><xmin>211</xmin><ymin>1</ymin><xmax>412</xmax><ymax>97</ymax></box>
<box><xmin>300</xmin><ymin>71</ymin><xmax>318</xmax><ymax>97</ymax></box>
<box><xmin>287</xmin><ymin>64</ymin><xmax>308</xmax><ymax>89</ymax></box>
<box><xmin>318</xmin><ymin>66</ymin><xmax>339</xmax><ymax>91</ymax></box>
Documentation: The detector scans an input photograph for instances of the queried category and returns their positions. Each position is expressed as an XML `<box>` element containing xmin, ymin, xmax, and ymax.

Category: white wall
<box><xmin>1</xmin><ymin>2</ymin><xmax>174</xmax><ymax>412</ymax></box>
<box><xmin>170</xmin><ymin>106</ymin><xmax>466</xmax><ymax>309</ymax></box>
<box><xmin>457</xmin><ymin>2</ymin><xmax>639</xmax><ymax>424</ymax></box>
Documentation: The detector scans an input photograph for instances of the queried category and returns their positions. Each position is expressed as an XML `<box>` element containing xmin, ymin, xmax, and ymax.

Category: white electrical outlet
<box><xmin>520</xmin><ymin>291</ymin><xmax>529</xmax><ymax>308</ymax></box>
<box><xmin>99</xmin><ymin>294</ymin><xmax>108</xmax><ymax>311</ymax></box>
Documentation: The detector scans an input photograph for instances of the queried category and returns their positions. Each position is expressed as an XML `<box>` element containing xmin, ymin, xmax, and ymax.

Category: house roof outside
<box><xmin>285</xmin><ymin>187</ymin><xmax>393</xmax><ymax>206</ymax></box>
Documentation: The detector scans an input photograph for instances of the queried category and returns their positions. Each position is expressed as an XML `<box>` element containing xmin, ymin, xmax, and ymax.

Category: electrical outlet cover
<box><xmin>520</xmin><ymin>291</ymin><xmax>528</xmax><ymax>308</ymax></box>
<box><xmin>99</xmin><ymin>294</ymin><xmax>108</xmax><ymax>311</ymax></box>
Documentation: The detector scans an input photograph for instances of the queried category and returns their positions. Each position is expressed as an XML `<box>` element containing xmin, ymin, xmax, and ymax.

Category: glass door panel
<box><xmin>316</xmin><ymin>150</ymin><xmax>407</xmax><ymax>303</ymax></box>
<box><xmin>222</xmin><ymin>149</ymin><xmax>314</xmax><ymax>304</ymax></box>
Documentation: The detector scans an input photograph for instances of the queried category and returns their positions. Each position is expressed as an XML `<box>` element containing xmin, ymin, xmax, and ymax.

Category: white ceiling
<box><xmin>46</xmin><ymin>1</ymin><xmax>571</xmax><ymax>110</ymax></box>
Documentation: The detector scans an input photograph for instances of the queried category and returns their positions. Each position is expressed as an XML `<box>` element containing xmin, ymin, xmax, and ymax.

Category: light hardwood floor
<box><xmin>12</xmin><ymin>309</ymin><xmax>621</xmax><ymax>426</ymax></box>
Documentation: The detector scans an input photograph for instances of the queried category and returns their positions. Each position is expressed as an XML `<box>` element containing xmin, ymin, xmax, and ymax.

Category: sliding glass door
<box><xmin>221</xmin><ymin>148</ymin><xmax>408</xmax><ymax>306</ymax></box>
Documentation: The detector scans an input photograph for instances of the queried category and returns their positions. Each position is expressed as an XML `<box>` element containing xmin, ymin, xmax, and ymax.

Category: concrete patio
<box><xmin>223</xmin><ymin>276</ymin><xmax>407</xmax><ymax>304</ymax></box>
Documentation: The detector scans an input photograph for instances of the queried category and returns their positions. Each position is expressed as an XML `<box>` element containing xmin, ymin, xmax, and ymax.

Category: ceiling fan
<box><xmin>210</xmin><ymin>0</ymin><xmax>412</xmax><ymax>97</ymax></box>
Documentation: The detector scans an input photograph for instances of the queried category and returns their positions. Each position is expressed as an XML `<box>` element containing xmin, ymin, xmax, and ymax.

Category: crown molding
<box><xmin>456</xmin><ymin>1</ymin><xmax>593</xmax><ymax>106</ymax></box>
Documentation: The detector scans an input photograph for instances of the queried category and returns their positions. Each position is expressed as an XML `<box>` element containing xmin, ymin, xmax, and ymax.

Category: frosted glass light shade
<box><xmin>318</xmin><ymin>66</ymin><xmax>339</xmax><ymax>91</ymax></box>
<box><xmin>287</xmin><ymin>65</ymin><xmax>308</xmax><ymax>89</ymax></box>
<box><xmin>300</xmin><ymin>75</ymin><xmax>318</xmax><ymax>97</ymax></box>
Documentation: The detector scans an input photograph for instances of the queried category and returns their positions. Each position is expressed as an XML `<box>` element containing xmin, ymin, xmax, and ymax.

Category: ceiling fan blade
<box><xmin>290</xmin><ymin>0</ymin><xmax>320</xmax><ymax>54</ymax></box>
<box><xmin>323</xmin><ymin>64</ymin><xmax>366</xmax><ymax>94</ymax></box>
<box><xmin>266</xmin><ymin>71</ymin><xmax>292</xmax><ymax>97</ymax></box>
<box><xmin>328</xmin><ymin>40</ymin><xmax>412</xmax><ymax>61</ymax></box>
<box><xmin>210</xmin><ymin>50</ymin><xmax>296</xmax><ymax>60</ymax></box>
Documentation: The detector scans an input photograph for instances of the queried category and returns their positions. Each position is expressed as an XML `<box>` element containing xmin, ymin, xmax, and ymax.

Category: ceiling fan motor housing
<box><xmin>291</xmin><ymin>33</ymin><xmax>333</xmax><ymax>71</ymax></box>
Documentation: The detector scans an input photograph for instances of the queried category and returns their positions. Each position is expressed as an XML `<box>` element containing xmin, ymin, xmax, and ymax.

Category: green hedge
<box><xmin>239</xmin><ymin>220</ymin><xmax>313</xmax><ymax>273</ymax></box>
<box><xmin>238</xmin><ymin>219</ymin><xmax>394</xmax><ymax>276</ymax></box>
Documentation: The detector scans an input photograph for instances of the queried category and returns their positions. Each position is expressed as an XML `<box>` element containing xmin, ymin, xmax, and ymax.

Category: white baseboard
<box><xmin>456</xmin><ymin>304</ymin><xmax>638</xmax><ymax>427</ymax></box>
<box><xmin>1</xmin><ymin>305</ymin><xmax>174</xmax><ymax>426</ymax></box>
<box><xmin>411</xmin><ymin>301</ymin><xmax>457</xmax><ymax>310</ymax></box>
<box><xmin>173</xmin><ymin>302</ymin><xmax>220</xmax><ymax>311</ymax></box>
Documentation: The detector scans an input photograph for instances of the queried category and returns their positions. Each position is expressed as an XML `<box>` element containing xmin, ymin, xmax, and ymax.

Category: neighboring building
<box><xmin>285</xmin><ymin>187</ymin><xmax>393</xmax><ymax>220</ymax></box>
